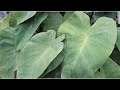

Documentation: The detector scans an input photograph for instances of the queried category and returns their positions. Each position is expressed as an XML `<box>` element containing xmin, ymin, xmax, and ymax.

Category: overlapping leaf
<box><xmin>116</xmin><ymin>28</ymin><xmax>120</xmax><ymax>51</ymax></box>
<box><xmin>9</xmin><ymin>11</ymin><xmax>37</xmax><ymax>27</ymax></box>
<box><xmin>0</xmin><ymin>11</ymin><xmax>37</xmax><ymax>30</ymax></box>
<box><xmin>0</xmin><ymin>13</ymin><xmax>47</xmax><ymax>78</ymax></box>
<box><xmin>58</xmin><ymin>11</ymin><xmax>117</xmax><ymax>78</ymax></box>
<box><xmin>17</xmin><ymin>30</ymin><xmax>65</xmax><ymax>78</ymax></box>
<box><xmin>41</xmin><ymin>12</ymin><xmax>62</xmax><ymax>32</ymax></box>
<box><xmin>15</xmin><ymin>12</ymin><xmax>47</xmax><ymax>51</ymax></box>
<box><xmin>100</xmin><ymin>58</ymin><xmax>120</xmax><ymax>78</ymax></box>
<box><xmin>41</xmin><ymin>51</ymin><xmax>64</xmax><ymax>77</ymax></box>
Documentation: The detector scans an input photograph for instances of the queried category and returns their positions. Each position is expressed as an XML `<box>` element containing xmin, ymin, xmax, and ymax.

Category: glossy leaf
<box><xmin>58</xmin><ymin>11</ymin><xmax>117</xmax><ymax>78</ymax></box>
<box><xmin>17</xmin><ymin>30</ymin><xmax>65</xmax><ymax>78</ymax></box>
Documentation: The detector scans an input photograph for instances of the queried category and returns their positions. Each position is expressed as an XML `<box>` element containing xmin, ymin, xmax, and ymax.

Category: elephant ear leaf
<box><xmin>58</xmin><ymin>11</ymin><xmax>117</xmax><ymax>78</ymax></box>
<box><xmin>0</xmin><ymin>13</ymin><xmax>47</xmax><ymax>78</ymax></box>
<box><xmin>17</xmin><ymin>30</ymin><xmax>65</xmax><ymax>79</ymax></box>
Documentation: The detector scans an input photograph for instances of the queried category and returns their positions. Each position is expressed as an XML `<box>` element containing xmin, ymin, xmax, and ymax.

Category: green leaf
<box><xmin>94</xmin><ymin>71</ymin><xmax>105</xmax><ymax>78</ymax></box>
<box><xmin>0</xmin><ymin>15</ymin><xmax>10</xmax><ymax>30</ymax></box>
<box><xmin>94</xmin><ymin>67</ymin><xmax>105</xmax><ymax>78</ymax></box>
<box><xmin>63</xmin><ymin>12</ymin><xmax>73</xmax><ymax>22</ymax></box>
<box><xmin>102</xmin><ymin>58</ymin><xmax>120</xmax><ymax>78</ymax></box>
<box><xmin>0</xmin><ymin>11</ymin><xmax>37</xmax><ymax>30</ymax></box>
<box><xmin>15</xmin><ymin>12</ymin><xmax>47</xmax><ymax>51</ymax></box>
<box><xmin>58</xmin><ymin>11</ymin><xmax>117</xmax><ymax>78</ymax></box>
<box><xmin>110</xmin><ymin>45</ymin><xmax>120</xmax><ymax>65</ymax></box>
<box><xmin>0</xmin><ymin>13</ymin><xmax>47</xmax><ymax>78</ymax></box>
<box><xmin>42</xmin><ymin>64</ymin><xmax>62</xmax><ymax>78</ymax></box>
<box><xmin>40</xmin><ymin>51</ymin><xmax>64</xmax><ymax>77</ymax></box>
<box><xmin>0</xmin><ymin>28</ymin><xmax>17</xmax><ymax>78</ymax></box>
<box><xmin>41</xmin><ymin>12</ymin><xmax>63</xmax><ymax>32</ymax></box>
<box><xmin>17</xmin><ymin>30</ymin><xmax>65</xmax><ymax>78</ymax></box>
<box><xmin>95</xmin><ymin>12</ymin><xmax>117</xmax><ymax>20</ymax></box>
<box><xmin>9</xmin><ymin>11</ymin><xmax>37</xmax><ymax>27</ymax></box>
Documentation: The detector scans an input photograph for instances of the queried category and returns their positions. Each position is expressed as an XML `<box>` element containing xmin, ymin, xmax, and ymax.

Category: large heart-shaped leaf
<box><xmin>17</xmin><ymin>30</ymin><xmax>65</xmax><ymax>78</ymax></box>
<box><xmin>0</xmin><ymin>13</ymin><xmax>47</xmax><ymax>78</ymax></box>
<box><xmin>41</xmin><ymin>12</ymin><xmax>62</xmax><ymax>32</ymax></box>
<box><xmin>58</xmin><ymin>11</ymin><xmax>117</xmax><ymax>78</ymax></box>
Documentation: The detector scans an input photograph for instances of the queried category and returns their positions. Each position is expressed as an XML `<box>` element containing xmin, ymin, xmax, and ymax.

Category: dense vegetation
<box><xmin>0</xmin><ymin>11</ymin><xmax>120</xmax><ymax>79</ymax></box>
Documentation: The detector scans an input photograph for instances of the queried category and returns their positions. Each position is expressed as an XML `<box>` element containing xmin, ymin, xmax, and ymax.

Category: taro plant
<box><xmin>0</xmin><ymin>11</ymin><xmax>120</xmax><ymax>79</ymax></box>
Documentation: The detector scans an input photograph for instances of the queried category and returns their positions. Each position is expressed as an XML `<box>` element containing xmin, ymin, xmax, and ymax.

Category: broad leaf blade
<box><xmin>9</xmin><ymin>11</ymin><xmax>37</xmax><ymax>27</ymax></box>
<box><xmin>63</xmin><ymin>12</ymin><xmax>73</xmax><ymax>22</ymax></box>
<box><xmin>0</xmin><ymin>28</ymin><xmax>17</xmax><ymax>78</ymax></box>
<box><xmin>41</xmin><ymin>51</ymin><xmax>64</xmax><ymax>77</ymax></box>
<box><xmin>15</xmin><ymin>12</ymin><xmax>47</xmax><ymax>51</ymax></box>
<box><xmin>0</xmin><ymin>14</ymin><xmax>10</xmax><ymax>30</ymax></box>
<box><xmin>0</xmin><ymin>12</ymin><xmax>47</xmax><ymax>78</ymax></box>
<box><xmin>58</xmin><ymin>11</ymin><xmax>117</xmax><ymax>78</ymax></box>
<box><xmin>41</xmin><ymin>12</ymin><xmax>62</xmax><ymax>32</ymax></box>
<box><xmin>0</xmin><ymin>11</ymin><xmax>37</xmax><ymax>30</ymax></box>
<box><xmin>17</xmin><ymin>30</ymin><xmax>64</xmax><ymax>78</ymax></box>
<box><xmin>102</xmin><ymin>58</ymin><xmax>120</xmax><ymax>78</ymax></box>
